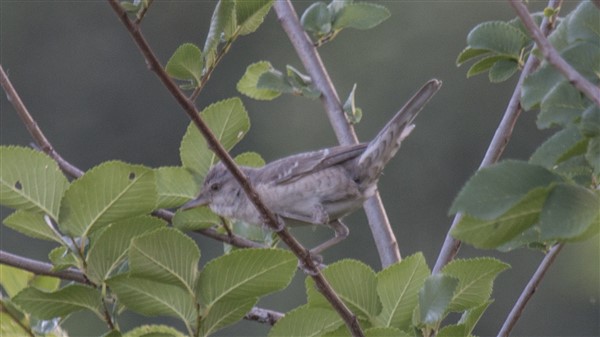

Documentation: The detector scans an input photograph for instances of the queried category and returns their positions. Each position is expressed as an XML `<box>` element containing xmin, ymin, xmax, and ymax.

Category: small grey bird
<box><xmin>183</xmin><ymin>80</ymin><xmax>441</xmax><ymax>255</ymax></box>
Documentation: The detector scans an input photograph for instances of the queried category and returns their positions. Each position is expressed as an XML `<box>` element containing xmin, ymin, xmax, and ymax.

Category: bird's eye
<box><xmin>210</xmin><ymin>183</ymin><xmax>220</xmax><ymax>191</ymax></box>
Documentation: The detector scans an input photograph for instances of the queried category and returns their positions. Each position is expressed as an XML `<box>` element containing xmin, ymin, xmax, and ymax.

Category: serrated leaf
<box><xmin>235</xmin><ymin>0</ymin><xmax>274</xmax><ymax>35</ymax></box>
<box><xmin>204</xmin><ymin>0</ymin><xmax>235</xmax><ymax>68</ymax></box>
<box><xmin>197</xmin><ymin>248</ymin><xmax>296</xmax><ymax>307</ymax></box>
<box><xmin>538</xmin><ymin>81</ymin><xmax>587</xmax><ymax>128</ymax></box>
<box><xmin>332</xmin><ymin>3</ymin><xmax>390</xmax><ymax>30</ymax></box>
<box><xmin>539</xmin><ymin>183</ymin><xmax>599</xmax><ymax>241</ymax></box>
<box><xmin>257</xmin><ymin>69</ymin><xmax>295</xmax><ymax>94</ymax></box>
<box><xmin>129</xmin><ymin>228</ymin><xmax>200</xmax><ymax>294</ymax></box>
<box><xmin>418</xmin><ymin>275</ymin><xmax>458</xmax><ymax>326</ymax></box>
<box><xmin>12</xmin><ymin>284</ymin><xmax>102</xmax><ymax>320</ymax></box>
<box><xmin>466</xmin><ymin>21</ymin><xmax>528</xmax><ymax>57</ymax></box>
<box><xmin>301</xmin><ymin>2</ymin><xmax>332</xmax><ymax>35</ymax></box>
<box><xmin>586</xmin><ymin>136</ymin><xmax>600</xmax><ymax>177</ymax></box>
<box><xmin>123</xmin><ymin>325</ymin><xmax>186</xmax><ymax>337</ymax></box>
<box><xmin>365</xmin><ymin>327</ymin><xmax>411</xmax><ymax>337</ymax></box>
<box><xmin>236</xmin><ymin>61</ymin><xmax>281</xmax><ymax>100</ymax></box>
<box><xmin>172</xmin><ymin>206</ymin><xmax>221</xmax><ymax>231</ymax></box>
<box><xmin>442</xmin><ymin>258</ymin><xmax>509</xmax><ymax>311</ymax></box>
<box><xmin>450</xmin><ymin>160</ymin><xmax>562</xmax><ymax>219</ymax></box>
<box><xmin>307</xmin><ymin>259</ymin><xmax>381</xmax><ymax>322</ymax></box>
<box><xmin>3</xmin><ymin>210</ymin><xmax>62</xmax><ymax>243</ymax></box>
<box><xmin>581</xmin><ymin>105</ymin><xmax>600</xmax><ymax>138</ymax></box>
<box><xmin>107</xmin><ymin>275</ymin><xmax>197</xmax><ymax>325</ymax></box>
<box><xmin>165</xmin><ymin>43</ymin><xmax>203</xmax><ymax>86</ymax></box>
<box><xmin>489</xmin><ymin>59</ymin><xmax>519</xmax><ymax>83</ymax></box>
<box><xmin>58</xmin><ymin>161</ymin><xmax>157</xmax><ymax>237</ymax></box>
<box><xmin>86</xmin><ymin>216</ymin><xmax>165</xmax><ymax>284</ymax></box>
<box><xmin>48</xmin><ymin>246</ymin><xmax>80</xmax><ymax>271</ymax></box>
<box><xmin>180</xmin><ymin>98</ymin><xmax>250</xmax><ymax>180</ymax></box>
<box><xmin>376</xmin><ymin>253</ymin><xmax>430</xmax><ymax>329</ymax></box>
<box><xmin>155</xmin><ymin>167</ymin><xmax>198</xmax><ymax>209</ymax></box>
<box><xmin>566</xmin><ymin>1</ymin><xmax>600</xmax><ymax>44</ymax></box>
<box><xmin>458</xmin><ymin>300</ymin><xmax>493</xmax><ymax>334</ymax></box>
<box><xmin>456</xmin><ymin>47</ymin><xmax>490</xmax><ymax>66</ymax></box>
<box><xmin>521</xmin><ymin>64</ymin><xmax>564</xmax><ymax>111</ymax></box>
<box><xmin>268</xmin><ymin>306</ymin><xmax>343</xmax><ymax>337</ymax></box>
<box><xmin>452</xmin><ymin>186</ymin><xmax>551</xmax><ymax>249</ymax></box>
<box><xmin>467</xmin><ymin>55</ymin><xmax>513</xmax><ymax>78</ymax></box>
<box><xmin>199</xmin><ymin>297</ymin><xmax>256</xmax><ymax>336</ymax></box>
<box><xmin>530</xmin><ymin>126</ymin><xmax>584</xmax><ymax>168</ymax></box>
<box><xmin>0</xmin><ymin>146</ymin><xmax>68</xmax><ymax>220</ymax></box>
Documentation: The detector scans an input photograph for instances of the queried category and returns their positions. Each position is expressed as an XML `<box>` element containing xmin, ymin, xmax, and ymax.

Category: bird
<box><xmin>182</xmin><ymin>80</ymin><xmax>441</xmax><ymax>256</ymax></box>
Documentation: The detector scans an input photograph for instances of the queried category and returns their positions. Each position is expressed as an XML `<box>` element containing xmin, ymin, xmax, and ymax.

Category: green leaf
<box><xmin>581</xmin><ymin>105</ymin><xmax>600</xmax><ymax>138</ymax></box>
<box><xmin>301</xmin><ymin>2</ymin><xmax>332</xmax><ymax>35</ymax></box>
<box><xmin>58</xmin><ymin>161</ymin><xmax>157</xmax><ymax>237</ymax></box>
<box><xmin>566</xmin><ymin>1</ymin><xmax>600</xmax><ymax>44</ymax></box>
<box><xmin>155</xmin><ymin>167</ymin><xmax>198</xmax><ymax>209</ymax></box>
<box><xmin>13</xmin><ymin>284</ymin><xmax>102</xmax><ymax>320</ymax></box>
<box><xmin>442</xmin><ymin>258</ymin><xmax>509</xmax><ymax>311</ymax></box>
<box><xmin>450</xmin><ymin>160</ymin><xmax>562</xmax><ymax>219</ymax></box>
<box><xmin>418</xmin><ymin>275</ymin><xmax>458</xmax><ymax>326</ymax></box>
<box><xmin>204</xmin><ymin>0</ymin><xmax>235</xmax><ymax>68</ymax></box>
<box><xmin>197</xmin><ymin>248</ymin><xmax>296</xmax><ymax>307</ymax></box>
<box><xmin>235</xmin><ymin>152</ymin><xmax>265</xmax><ymax>167</ymax></box>
<box><xmin>3</xmin><ymin>209</ymin><xmax>62</xmax><ymax>243</ymax></box>
<box><xmin>256</xmin><ymin>69</ymin><xmax>295</xmax><ymax>94</ymax></box>
<box><xmin>107</xmin><ymin>275</ymin><xmax>197</xmax><ymax>325</ymax></box>
<box><xmin>539</xmin><ymin>183</ymin><xmax>600</xmax><ymax>241</ymax></box>
<box><xmin>235</xmin><ymin>0</ymin><xmax>274</xmax><ymax>35</ymax></box>
<box><xmin>343</xmin><ymin>83</ymin><xmax>363</xmax><ymax>124</ymax></box>
<box><xmin>521</xmin><ymin>64</ymin><xmax>564</xmax><ymax>111</ymax></box>
<box><xmin>459</xmin><ymin>300</ymin><xmax>493</xmax><ymax>334</ymax></box>
<box><xmin>129</xmin><ymin>228</ymin><xmax>200</xmax><ymax>294</ymax></box>
<box><xmin>199</xmin><ymin>297</ymin><xmax>257</xmax><ymax>336</ymax></box>
<box><xmin>0</xmin><ymin>311</ymin><xmax>30</xmax><ymax>336</ymax></box>
<box><xmin>123</xmin><ymin>325</ymin><xmax>186</xmax><ymax>337</ymax></box>
<box><xmin>180</xmin><ymin>98</ymin><xmax>250</xmax><ymax>180</ymax></box>
<box><xmin>268</xmin><ymin>306</ymin><xmax>343</xmax><ymax>337</ymax></box>
<box><xmin>456</xmin><ymin>48</ymin><xmax>490</xmax><ymax>66</ymax></box>
<box><xmin>467</xmin><ymin>55</ymin><xmax>513</xmax><ymax>78</ymax></box>
<box><xmin>86</xmin><ymin>216</ymin><xmax>165</xmax><ymax>284</ymax></box>
<box><xmin>165</xmin><ymin>43</ymin><xmax>203</xmax><ymax>86</ymax></box>
<box><xmin>376</xmin><ymin>253</ymin><xmax>430</xmax><ymax>329</ymax></box>
<box><xmin>48</xmin><ymin>246</ymin><xmax>80</xmax><ymax>271</ymax></box>
<box><xmin>488</xmin><ymin>59</ymin><xmax>519</xmax><ymax>83</ymax></box>
<box><xmin>530</xmin><ymin>126</ymin><xmax>584</xmax><ymax>168</ymax></box>
<box><xmin>332</xmin><ymin>3</ymin><xmax>390</xmax><ymax>30</ymax></box>
<box><xmin>173</xmin><ymin>205</ymin><xmax>221</xmax><ymax>231</ymax></box>
<box><xmin>452</xmin><ymin>186</ymin><xmax>551</xmax><ymax>249</ymax></box>
<box><xmin>586</xmin><ymin>136</ymin><xmax>600</xmax><ymax>177</ymax></box>
<box><xmin>538</xmin><ymin>81</ymin><xmax>586</xmax><ymax>128</ymax></box>
<box><xmin>365</xmin><ymin>327</ymin><xmax>412</xmax><ymax>337</ymax></box>
<box><xmin>0</xmin><ymin>146</ymin><xmax>68</xmax><ymax>220</ymax></box>
<box><xmin>307</xmin><ymin>259</ymin><xmax>381</xmax><ymax>322</ymax></box>
<box><xmin>237</xmin><ymin>61</ymin><xmax>281</xmax><ymax>100</ymax></box>
<box><xmin>1</xmin><ymin>265</ymin><xmax>34</xmax><ymax>297</ymax></box>
<box><xmin>466</xmin><ymin>21</ymin><xmax>528</xmax><ymax>57</ymax></box>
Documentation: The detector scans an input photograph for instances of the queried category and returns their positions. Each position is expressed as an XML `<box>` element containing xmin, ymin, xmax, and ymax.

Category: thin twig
<box><xmin>106</xmin><ymin>2</ymin><xmax>364</xmax><ymax>335</ymax></box>
<box><xmin>0</xmin><ymin>250</ymin><xmax>90</xmax><ymax>285</ymax></box>
<box><xmin>510</xmin><ymin>0</ymin><xmax>600</xmax><ymax>106</ymax></box>
<box><xmin>432</xmin><ymin>0</ymin><xmax>562</xmax><ymax>274</ymax></box>
<box><xmin>497</xmin><ymin>244</ymin><xmax>564</xmax><ymax>337</ymax></box>
<box><xmin>0</xmin><ymin>66</ymin><xmax>83</xmax><ymax>178</ymax></box>
<box><xmin>273</xmin><ymin>0</ymin><xmax>401</xmax><ymax>268</ymax></box>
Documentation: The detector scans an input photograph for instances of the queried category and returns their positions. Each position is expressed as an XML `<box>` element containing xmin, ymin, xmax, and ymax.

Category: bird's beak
<box><xmin>181</xmin><ymin>192</ymin><xmax>209</xmax><ymax>211</ymax></box>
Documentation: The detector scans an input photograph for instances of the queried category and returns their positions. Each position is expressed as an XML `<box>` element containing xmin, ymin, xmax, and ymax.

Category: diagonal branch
<box><xmin>497</xmin><ymin>244</ymin><xmax>564</xmax><ymax>337</ymax></box>
<box><xmin>509</xmin><ymin>0</ymin><xmax>600</xmax><ymax>107</ymax></box>
<box><xmin>273</xmin><ymin>0</ymin><xmax>401</xmax><ymax>268</ymax></box>
<box><xmin>432</xmin><ymin>0</ymin><xmax>563</xmax><ymax>274</ymax></box>
<box><xmin>106</xmin><ymin>2</ymin><xmax>364</xmax><ymax>335</ymax></box>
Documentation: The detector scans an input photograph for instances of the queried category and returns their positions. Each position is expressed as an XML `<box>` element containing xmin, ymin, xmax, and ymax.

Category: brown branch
<box><xmin>0</xmin><ymin>250</ymin><xmax>90</xmax><ymax>285</ymax></box>
<box><xmin>273</xmin><ymin>0</ymin><xmax>401</xmax><ymax>268</ymax></box>
<box><xmin>497</xmin><ymin>244</ymin><xmax>564</xmax><ymax>337</ymax></box>
<box><xmin>0</xmin><ymin>66</ymin><xmax>84</xmax><ymax>178</ymax></box>
<box><xmin>106</xmin><ymin>2</ymin><xmax>364</xmax><ymax>335</ymax></box>
<box><xmin>432</xmin><ymin>0</ymin><xmax>563</xmax><ymax>274</ymax></box>
<box><xmin>510</xmin><ymin>0</ymin><xmax>600</xmax><ymax>107</ymax></box>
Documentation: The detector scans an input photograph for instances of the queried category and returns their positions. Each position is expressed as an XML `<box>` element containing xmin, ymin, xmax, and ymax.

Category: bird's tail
<box><xmin>356</xmin><ymin>79</ymin><xmax>442</xmax><ymax>187</ymax></box>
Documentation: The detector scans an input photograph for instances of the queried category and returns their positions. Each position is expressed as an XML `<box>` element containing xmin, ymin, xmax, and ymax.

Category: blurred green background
<box><xmin>1</xmin><ymin>1</ymin><xmax>598</xmax><ymax>336</ymax></box>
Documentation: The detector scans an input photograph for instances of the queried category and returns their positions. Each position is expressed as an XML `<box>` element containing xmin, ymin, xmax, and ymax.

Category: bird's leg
<box><xmin>308</xmin><ymin>219</ymin><xmax>350</xmax><ymax>256</ymax></box>
<box><xmin>220</xmin><ymin>216</ymin><xmax>234</xmax><ymax>238</ymax></box>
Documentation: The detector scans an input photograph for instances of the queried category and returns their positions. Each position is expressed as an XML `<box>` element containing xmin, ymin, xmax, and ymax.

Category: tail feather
<box><xmin>356</xmin><ymin>80</ymin><xmax>442</xmax><ymax>186</ymax></box>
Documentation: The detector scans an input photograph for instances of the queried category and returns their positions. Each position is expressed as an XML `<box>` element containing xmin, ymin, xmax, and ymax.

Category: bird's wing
<box><xmin>259</xmin><ymin>143</ymin><xmax>367</xmax><ymax>185</ymax></box>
